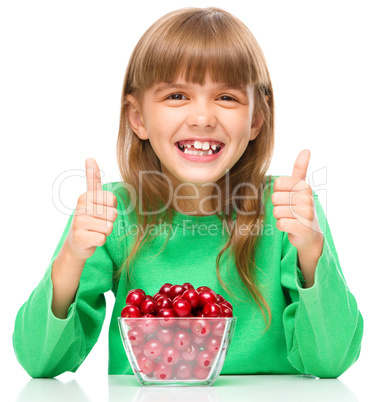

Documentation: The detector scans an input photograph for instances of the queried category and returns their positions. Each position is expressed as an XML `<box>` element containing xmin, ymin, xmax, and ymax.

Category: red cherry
<box><xmin>191</xmin><ymin>318</ymin><xmax>211</xmax><ymax>338</ymax></box>
<box><xmin>181</xmin><ymin>344</ymin><xmax>198</xmax><ymax>362</ymax></box>
<box><xmin>192</xmin><ymin>333</ymin><xmax>207</xmax><ymax>347</ymax></box>
<box><xmin>129</xmin><ymin>288</ymin><xmax>146</xmax><ymax>297</ymax></box>
<box><xmin>216</xmin><ymin>294</ymin><xmax>226</xmax><ymax>304</ymax></box>
<box><xmin>169</xmin><ymin>284</ymin><xmax>185</xmax><ymax>299</ymax></box>
<box><xmin>172</xmin><ymin>294</ymin><xmax>183</xmax><ymax>303</ymax></box>
<box><xmin>205</xmin><ymin>336</ymin><xmax>222</xmax><ymax>354</ymax></box>
<box><xmin>156</xmin><ymin>308</ymin><xmax>176</xmax><ymax>327</ymax></box>
<box><xmin>158</xmin><ymin>283</ymin><xmax>172</xmax><ymax>298</ymax></box>
<box><xmin>182</xmin><ymin>282</ymin><xmax>195</xmax><ymax>291</ymax></box>
<box><xmin>211</xmin><ymin>320</ymin><xmax>226</xmax><ymax>337</ymax></box>
<box><xmin>172</xmin><ymin>299</ymin><xmax>192</xmax><ymax>317</ymax></box>
<box><xmin>196</xmin><ymin>286</ymin><xmax>212</xmax><ymax>293</ymax></box>
<box><xmin>220</xmin><ymin>301</ymin><xmax>233</xmax><ymax>311</ymax></box>
<box><xmin>137</xmin><ymin>355</ymin><xmax>155</xmax><ymax>375</ymax></box>
<box><xmin>198</xmin><ymin>290</ymin><xmax>217</xmax><ymax>309</ymax></box>
<box><xmin>203</xmin><ymin>302</ymin><xmax>221</xmax><ymax>317</ymax></box>
<box><xmin>173</xmin><ymin>329</ymin><xmax>192</xmax><ymax>351</ymax></box>
<box><xmin>121</xmin><ymin>305</ymin><xmax>142</xmax><ymax>318</ymax></box>
<box><xmin>154</xmin><ymin>361</ymin><xmax>172</xmax><ymax>380</ymax></box>
<box><xmin>126</xmin><ymin>289</ymin><xmax>146</xmax><ymax>308</ymax></box>
<box><xmin>156</xmin><ymin>327</ymin><xmax>175</xmax><ymax>344</ymax></box>
<box><xmin>161</xmin><ymin>346</ymin><xmax>181</xmax><ymax>366</ymax></box>
<box><xmin>138</xmin><ymin>317</ymin><xmax>159</xmax><ymax>334</ymax></box>
<box><xmin>143</xmin><ymin>338</ymin><xmax>164</xmax><ymax>359</ymax></box>
<box><xmin>140</xmin><ymin>299</ymin><xmax>158</xmax><ymax>315</ymax></box>
<box><xmin>196</xmin><ymin>349</ymin><xmax>214</xmax><ymax>369</ymax></box>
<box><xmin>182</xmin><ymin>289</ymin><xmax>200</xmax><ymax>309</ymax></box>
<box><xmin>153</xmin><ymin>292</ymin><xmax>164</xmax><ymax>301</ymax></box>
<box><xmin>194</xmin><ymin>309</ymin><xmax>205</xmax><ymax>317</ymax></box>
<box><xmin>157</xmin><ymin>308</ymin><xmax>176</xmax><ymax>318</ymax></box>
<box><xmin>220</xmin><ymin>305</ymin><xmax>233</xmax><ymax>317</ymax></box>
<box><xmin>156</xmin><ymin>296</ymin><xmax>172</xmax><ymax>312</ymax></box>
<box><xmin>174</xmin><ymin>362</ymin><xmax>193</xmax><ymax>380</ymax></box>
<box><xmin>145</xmin><ymin>295</ymin><xmax>153</xmax><ymax>301</ymax></box>
<box><xmin>194</xmin><ymin>364</ymin><xmax>210</xmax><ymax>380</ymax></box>
<box><xmin>127</xmin><ymin>326</ymin><xmax>144</xmax><ymax>345</ymax></box>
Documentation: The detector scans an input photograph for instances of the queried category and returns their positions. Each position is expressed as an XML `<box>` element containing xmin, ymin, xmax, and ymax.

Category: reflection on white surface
<box><xmin>15</xmin><ymin>375</ymin><xmax>358</xmax><ymax>402</ymax></box>
<box><xmin>214</xmin><ymin>375</ymin><xmax>358</xmax><ymax>402</ymax></box>
<box><xmin>132</xmin><ymin>387</ymin><xmax>220</xmax><ymax>402</ymax></box>
<box><xmin>15</xmin><ymin>378</ymin><xmax>91</xmax><ymax>402</ymax></box>
<box><xmin>108</xmin><ymin>375</ymin><xmax>359</xmax><ymax>402</ymax></box>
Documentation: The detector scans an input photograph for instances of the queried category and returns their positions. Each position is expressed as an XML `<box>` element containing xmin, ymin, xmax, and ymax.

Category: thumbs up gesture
<box><xmin>272</xmin><ymin>150</ymin><xmax>323</xmax><ymax>253</ymax></box>
<box><xmin>65</xmin><ymin>158</ymin><xmax>118</xmax><ymax>262</ymax></box>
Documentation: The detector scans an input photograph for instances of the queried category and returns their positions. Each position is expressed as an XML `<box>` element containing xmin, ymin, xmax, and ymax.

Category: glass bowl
<box><xmin>118</xmin><ymin>316</ymin><xmax>237</xmax><ymax>386</ymax></box>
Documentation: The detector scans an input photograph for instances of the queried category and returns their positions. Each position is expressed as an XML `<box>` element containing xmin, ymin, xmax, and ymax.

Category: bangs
<box><xmin>127</xmin><ymin>8</ymin><xmax>269</xmax><ymax>94</ymax></box>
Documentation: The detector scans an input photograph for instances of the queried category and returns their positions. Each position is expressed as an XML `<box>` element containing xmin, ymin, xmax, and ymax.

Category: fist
<box><xmin>66</xmin><ymin>158</ymin><xmax>118</xmax><ymax>261</ymax></box>
<box><xmin>272</xmin><ymin>150</ymin><xmax>323</xmax><ymax>252</ymax></box>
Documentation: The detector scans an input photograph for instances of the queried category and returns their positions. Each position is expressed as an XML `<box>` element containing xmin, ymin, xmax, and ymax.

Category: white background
<box><xmin>1</xmin><ymin>0</ymin><xmax>378</xmax><ymax>400</ymax></box>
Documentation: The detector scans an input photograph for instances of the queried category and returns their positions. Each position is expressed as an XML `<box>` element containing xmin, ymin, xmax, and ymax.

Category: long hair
<box><xmin>116</xmin><ymin>7</ymin><xmax>275</xmax><ymax>329</ymax></box>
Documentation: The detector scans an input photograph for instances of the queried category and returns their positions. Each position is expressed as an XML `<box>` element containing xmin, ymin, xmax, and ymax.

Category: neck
<box><xmin>160</xmin><ymin>165</ymin><xmax>223</xmax><ymax>216</ymax></box>
<box><xmin>171</xmin><ymin>183</ymin><xmax>221</xmax><ymax>216</ymax></box>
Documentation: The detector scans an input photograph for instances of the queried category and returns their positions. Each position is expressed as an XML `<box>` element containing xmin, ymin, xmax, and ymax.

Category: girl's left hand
<box><xmin>272</xmin><ymin>149</ymin><xmax>324</xmax><ymax>253</ymax></box>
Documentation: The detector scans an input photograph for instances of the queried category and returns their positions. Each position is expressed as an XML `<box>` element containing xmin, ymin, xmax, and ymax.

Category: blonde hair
<box><xmin>116</xmin><ymin>7</ymin><xmax>275</xmax><ymax>330</ymax></box>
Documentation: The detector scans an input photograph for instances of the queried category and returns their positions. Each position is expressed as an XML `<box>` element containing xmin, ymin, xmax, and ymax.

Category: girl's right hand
<box><xmin>65</xmin><ymin>158</ymin><xmax>118</xmax><ymax>262</ymax></box>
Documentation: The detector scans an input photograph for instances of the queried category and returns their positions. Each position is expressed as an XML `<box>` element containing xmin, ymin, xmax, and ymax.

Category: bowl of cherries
<box><xmin>118</xmin><ymin>282</ymin><xmax>237</xmax><ymax>386</ymax></box>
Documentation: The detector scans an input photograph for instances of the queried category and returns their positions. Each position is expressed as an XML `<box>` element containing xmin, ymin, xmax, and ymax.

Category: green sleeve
<box><xmin>12</xmin><ymin>189</ymin><xmax>116</xmax><ymax>378</ymax></box>
<box><xmin>281</xmin><ymin>192</ymin><xmax>364</xmax><ymax>378</ymax></box>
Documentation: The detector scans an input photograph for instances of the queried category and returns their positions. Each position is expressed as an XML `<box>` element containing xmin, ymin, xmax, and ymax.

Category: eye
<box><xmin>217</xmin><ymin>95</ymin><xmax>237</xmax><ymax>102</ymax></box>
<box><xmin>166</xmin><ymin>93</ymin><xmax>188</xmax><ymax>100</ymax></box>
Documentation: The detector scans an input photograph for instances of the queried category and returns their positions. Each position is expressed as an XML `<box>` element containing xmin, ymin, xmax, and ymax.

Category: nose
<box><xmin>185</xmin><ymin>102</ymin><xmax>217</xmax><ymax>129</ymax></box>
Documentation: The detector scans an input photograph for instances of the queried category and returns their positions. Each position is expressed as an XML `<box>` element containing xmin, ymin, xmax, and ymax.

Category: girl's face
<box><xmin>127</xmin><ymin>74</ymin><xmax>263</xmax><ymax>190</ymax></box>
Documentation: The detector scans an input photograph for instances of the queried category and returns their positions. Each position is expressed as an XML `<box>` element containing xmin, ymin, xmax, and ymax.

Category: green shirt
<box><xmin>12</xmin><ymin>176</ymin><xmax>364</xmax><ymax>378</ymax></box>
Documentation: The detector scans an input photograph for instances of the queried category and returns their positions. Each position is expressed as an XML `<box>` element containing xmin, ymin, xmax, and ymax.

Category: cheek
<box><xmin>145</xmin><ymin>107</ymin><xmax>182</xmax><ymax>135</ymax></box>
<box><xmin>223</xmin><ymin>106</ymin><xmax>251</xmax><ymax>128</ymax></box>
<box><xmin>224</xmin><ymin>114</ymin><xmax>252</xmax><ymax>144</ymax></box>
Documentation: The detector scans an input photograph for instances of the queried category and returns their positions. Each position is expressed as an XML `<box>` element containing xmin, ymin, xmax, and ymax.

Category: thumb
<box><xmin>85</xmin><ymin>158</ymin><xmax>103</xmax><ymax>193</ymax></box>
<box><xmin>292</xmin><ymin>149</ymin><xmax>311</xmax><ymax>181</ymax></box>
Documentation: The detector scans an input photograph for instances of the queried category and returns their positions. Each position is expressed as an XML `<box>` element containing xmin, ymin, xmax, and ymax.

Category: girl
<box><xmin>13</xmin><ymin>7</ymin><xmax>363</xmax><ymax>379</ymax></box>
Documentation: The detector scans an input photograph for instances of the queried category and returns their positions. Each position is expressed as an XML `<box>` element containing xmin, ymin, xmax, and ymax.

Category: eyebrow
<box><xmin>153</xmin><ymin>82</ymin><xmax>249</xmax><ymax>97</ymax></box>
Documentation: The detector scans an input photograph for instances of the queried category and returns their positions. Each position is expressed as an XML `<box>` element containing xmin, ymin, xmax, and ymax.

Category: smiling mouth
<box><xmin>175</xmin><ymin>141</ymin><xmax>224</xmax><ymax>156</ymax></box>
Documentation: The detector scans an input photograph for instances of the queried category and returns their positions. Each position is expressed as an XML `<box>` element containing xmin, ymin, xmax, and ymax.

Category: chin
<box><xmin>163</xmin><ymin>166</ymin><xmax>224</xmax><ymax>188</ymax></box>
<box><xmin>176</xmin><ymin>173</ymin><xmax>220</xmax><ymax>186</ymax></box>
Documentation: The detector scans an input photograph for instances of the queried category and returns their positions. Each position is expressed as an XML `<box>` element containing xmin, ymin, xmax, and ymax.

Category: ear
<box><xmin>126</xmin><ymin>95</ymin><xmax>149</xmax><ymax>140</ymax></box>
<box><xmin>250</xmin><ymin>110</ymin><xmax>264</xmax><ymax>141</ymax></box>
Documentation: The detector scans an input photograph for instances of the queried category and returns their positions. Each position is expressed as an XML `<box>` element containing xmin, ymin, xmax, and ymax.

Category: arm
<box><xmin>297</xmin><ymin>233</ymin><xmax>324</xmax><ymax>288</ymax></box>
<box><xmin>51</xmin><ymin>240</ymin><xmax>86</xmax><ymax>319</ymax></box>
<box><xmin>281</xmin><ymin>192</ymin><xmax>364</xmax><ymax>378</ymax></box>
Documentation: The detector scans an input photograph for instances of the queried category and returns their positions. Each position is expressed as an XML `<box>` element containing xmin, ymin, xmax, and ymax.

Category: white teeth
<box><xmin>194</xmin><ymin>141</ymin><xmax>203</xmax><ymax>150</ymax></box>
<box><xmin>179</xmin><ymin>141</ymin><xmax>222</xmax><ymax>156</ymax></box>
<box><xmin>193</xmin><ymin>141</ymin><xmax>211</xmax><ymax>150</ymax></box>
<box><xmin>186</xmin><ymin>150</ymin><xmax>210</xmax><ymax>156</ymax></box>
